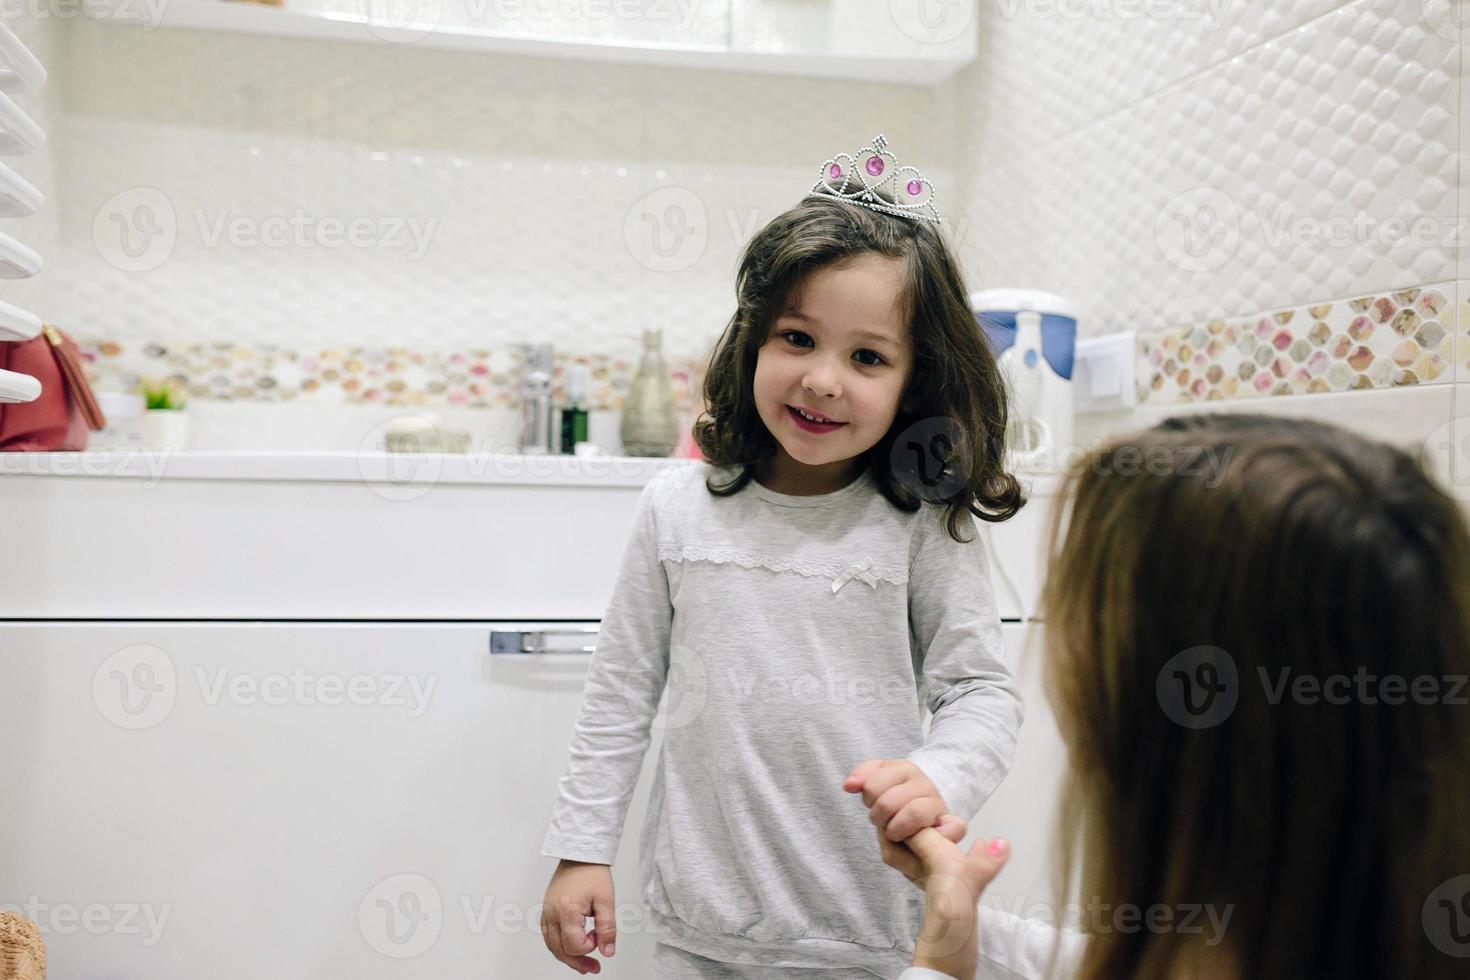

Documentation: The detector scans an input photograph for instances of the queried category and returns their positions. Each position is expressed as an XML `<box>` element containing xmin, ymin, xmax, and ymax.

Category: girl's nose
<box><xmin>802</xmin><ymin>363</ymin><xmax>842</xmax><ymax>399</ymax></box>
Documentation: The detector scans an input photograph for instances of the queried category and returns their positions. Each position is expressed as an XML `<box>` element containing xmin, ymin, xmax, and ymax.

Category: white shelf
<box><xmin>0</xmin><ymin>366</ymin><xmax>41</xmax><ymax>403</ymax></box>
<box><xmin>0</xmin><ymin>227</ymin><xmax>40</xmax><ymax>277</ymax></box>
<box><xmin>0</xmin><ymin>25</ymin><xmax>45</xmax><ymax>94</ymax></box>
<box><xmin>0</xmin><ymin>298</ymin><xmax>40</xmax><ymax>340</ymax></box>
<box><xmin>98</xmin><ymin>0</ymin><xmax>971</xmax><ymax>84</ymax></box>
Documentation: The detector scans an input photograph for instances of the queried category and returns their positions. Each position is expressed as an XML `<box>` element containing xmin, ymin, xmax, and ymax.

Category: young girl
<box><xmin>869</xmin><ymin>415</ymin><xmax>1470</xmax><ymax>980</ymax></box>
<box><xmin>539</xmin><ymin>135</ymin><xmax>1027</xmax><ymax>978</ymax></box>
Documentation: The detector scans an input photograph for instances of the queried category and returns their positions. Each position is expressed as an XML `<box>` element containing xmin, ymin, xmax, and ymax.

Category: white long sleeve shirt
<box><xmin>542</xmin><ymin>461</ymin><xmax>1024</xmax><ymax>975</ymax></box>
<box><xmin>898</xmin><ymin>907</ymin><xmax>1086</xmax><ymax>979</ymax></box>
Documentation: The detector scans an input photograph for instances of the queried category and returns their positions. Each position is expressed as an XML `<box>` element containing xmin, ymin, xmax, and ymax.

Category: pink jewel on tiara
<box><xmin>810</xmin><ymin>133</ymin><xmax>940</xmax><ymax>224</ymax></box>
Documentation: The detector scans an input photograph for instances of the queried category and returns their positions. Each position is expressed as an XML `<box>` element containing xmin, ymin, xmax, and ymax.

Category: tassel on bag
<box><xmin>0</xmin><ymin>910</ymin><xmax>44</xmax><ymax>980</ymax></box>
<box><xmin>0</xmin><ymin>322</ymin><xmax>105</xmax><ymax>451</ymax></box>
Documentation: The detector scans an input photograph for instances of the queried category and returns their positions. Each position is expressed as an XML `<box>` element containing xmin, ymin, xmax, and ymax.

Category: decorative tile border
<box><xmin>1138</xmin><ymin>284</ymin><xmax>1457</xmax><ymax>404</ymax></box>
<box><xmin>78</xmin><ymin>339</ymin><xmax>705</xmax><ymax>416</ymax></box>
<box><xmin>76</xmin><ymin>279</ymin><xmax>1461</xmax><ymax>419</ymax></box>
<box><xmin>1459</xmin><ymin>284</ymin><xmax>1469</xmax><ymax>381</ymax></box>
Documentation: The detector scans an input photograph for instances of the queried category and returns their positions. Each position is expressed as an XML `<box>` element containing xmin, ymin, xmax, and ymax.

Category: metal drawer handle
<box><xmin>489</xmin><ymin>623</ymin><xmax>600</xmax><ymax>655</ymax></box>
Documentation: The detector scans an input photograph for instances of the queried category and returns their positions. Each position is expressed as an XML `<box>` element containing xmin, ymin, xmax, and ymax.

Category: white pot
<box><xmin>142</xmin><ymin>410</ymin><xmax>190</xmax><ymax>450</ymax></box>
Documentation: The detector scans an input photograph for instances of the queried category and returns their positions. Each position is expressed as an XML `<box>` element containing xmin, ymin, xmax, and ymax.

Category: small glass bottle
<box><xmin>559</xmin><ymin>363</ymin><xmax>591</xmax><ymax>454</ymax></box>
<box><xmin>620</xmin><ymin>328</ymin><xmax>678</xmax><ymax>458</ymax></box>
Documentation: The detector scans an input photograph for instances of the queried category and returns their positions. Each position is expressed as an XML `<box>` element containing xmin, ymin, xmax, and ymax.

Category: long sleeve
<box><xmin>904</xmin><ymin>512</ymin><xmax>1024</xmax><ymax>822</ymax></box>
<box><xmin>541</xmin><ymin>474</ymin><xmax>673</xmax><ymax>865</ymax></box>
<box><xmin>897</xmin><ymin>908</ymin><xmax>1085</xmax><ymax>979</ymax></box>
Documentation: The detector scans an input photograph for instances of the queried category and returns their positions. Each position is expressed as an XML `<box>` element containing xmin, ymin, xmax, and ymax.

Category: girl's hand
<box><xmin>540</xmin><ymin>859</ymin><xmax>617</xmax><ymax>975</ymax></box>
<box><xmin>889</xmin><ymin>825</ymin><xmax>1011</xmax><ymax>980</ymax></box>
<box><xmin>844</xmin><ymin>758</ymin><xmax>950</xmax><ymax>842</ymax></box>
<box><xmin>873</xmin><ymin>812</ymin><xmax>969</xmax><ymax>887</ymax></box>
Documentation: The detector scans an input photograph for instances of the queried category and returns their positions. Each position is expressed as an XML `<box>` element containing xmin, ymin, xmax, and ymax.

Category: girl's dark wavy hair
<box><xmin>693</xmin><ymin>193</ymin><xmax>1023</xmax><ymax>543</ymax></box>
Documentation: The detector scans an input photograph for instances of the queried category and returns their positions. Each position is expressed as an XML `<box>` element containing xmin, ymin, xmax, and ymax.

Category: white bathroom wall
<box><xmin>9</xmin><ymin>1</ymin><xmax>1466</xmax><ymax>456</ymax></box>
<box><xmin>26</xmin><ymin>14</ymin><xmax>953</xmax><ymax>367</ymax></box>
<box><xmin>948</xmin><ymin>0</ymin><xmax>1465</xmax><ymax>495</ymax></box>
<box><xmin>951</xmin><ymin>0</ymin><xmax>1462</xmax><ymax>339</ymax></box>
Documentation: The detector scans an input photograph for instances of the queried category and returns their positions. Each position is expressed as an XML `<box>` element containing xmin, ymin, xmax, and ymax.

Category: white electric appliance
<box><xmin>973</xmin><ymin>288</ymin><xmax>1080</xmax><ymax>472</ymax></box>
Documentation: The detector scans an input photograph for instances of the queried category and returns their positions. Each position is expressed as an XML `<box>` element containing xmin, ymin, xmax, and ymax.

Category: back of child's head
<box><xmin>694</xmin><ymin>193</ymin><xmax>1023</xmax><ymax>541</ymax></box>
<box><xmin>1042</xmin><ymin>413</ymin><xmax>1470</xmax><ymax>980</ymax></box>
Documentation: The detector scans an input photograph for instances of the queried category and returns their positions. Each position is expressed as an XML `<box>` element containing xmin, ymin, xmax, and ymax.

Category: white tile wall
<box><xmin>3</xmin><ymin>0</ymin><xmax>1465</xmax><ymax>418</ymax></box>
<box><xmin>18</xmin><ymin>15</ymin><xmax>951</xmax><ymax>366</ymax></box>
<box><xmin>953</xmin><ymin>0</ymin><xmax>1464</xmax><ymax>339</ymax></box>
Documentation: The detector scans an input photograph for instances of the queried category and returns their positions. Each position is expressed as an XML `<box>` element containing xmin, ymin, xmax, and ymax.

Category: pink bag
<box><xmin>0</xmin><ymin>324</ymin><xmax>105</xmax><ymax>451</ymax></box>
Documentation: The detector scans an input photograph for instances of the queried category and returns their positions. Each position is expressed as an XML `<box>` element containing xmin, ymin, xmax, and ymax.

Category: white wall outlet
<box><xmin>1073</xmin><ymin>331</ymin><xmax>1137</xmax><ymax>413</ymax></box>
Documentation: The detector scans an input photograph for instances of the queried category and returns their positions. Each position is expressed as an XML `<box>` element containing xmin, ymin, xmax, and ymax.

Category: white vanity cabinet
<box><xmin>0</xmin><ymin>456</ymin><xmax>1065</xmax><ymax>978</ymax></box>
<box><xmin>0</xmin><ymin>619</ymin><xmax>665</xmax><ymax>979</ymax></box>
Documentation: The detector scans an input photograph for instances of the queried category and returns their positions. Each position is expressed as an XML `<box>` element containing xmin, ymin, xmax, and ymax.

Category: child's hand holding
<box><xmin>843</xmin><ymin>758</ymin><xmax>951</xmax><ymax>842</ymax></box>
<box><xmin>540</xmin><ymin>859</ymin><xmax>617</xmax><ymax>975</ymax></box>
<box><xmin>887</xmin><ymin>823</ymin><xmax>1010</xmax><ymax>980</ymax></box>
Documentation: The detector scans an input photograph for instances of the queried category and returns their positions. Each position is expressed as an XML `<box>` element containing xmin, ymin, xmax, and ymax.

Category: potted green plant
<box><xmin>141</xmin><ymin>378</ymin><xmax>189</xmax><ymax>450</ymax></box>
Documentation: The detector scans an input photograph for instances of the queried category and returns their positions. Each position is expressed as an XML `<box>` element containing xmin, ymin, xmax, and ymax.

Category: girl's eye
<box><xmin>779</xmin><ymin>331</ymin><xmax>885</xmax><ymax>367</ymax></box>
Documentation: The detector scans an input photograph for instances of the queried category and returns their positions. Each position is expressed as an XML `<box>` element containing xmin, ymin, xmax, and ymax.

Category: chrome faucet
<box><xmin>518</xmin><ymin>343</ymin><xmax>555</xmax><ymax>454</ymax></box>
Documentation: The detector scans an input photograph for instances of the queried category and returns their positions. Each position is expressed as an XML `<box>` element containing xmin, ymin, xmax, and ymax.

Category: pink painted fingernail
<box><xmin>987</xmin><ymin>838</ymin><xmax>1008</xmax><ymax>857</ymax></box>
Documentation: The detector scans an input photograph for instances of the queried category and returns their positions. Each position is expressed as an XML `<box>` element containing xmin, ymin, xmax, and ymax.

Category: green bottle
<box><xmin>560</xmin><ymin>363</ymin><xmax>591</xmax><ymax>454</ymax></box>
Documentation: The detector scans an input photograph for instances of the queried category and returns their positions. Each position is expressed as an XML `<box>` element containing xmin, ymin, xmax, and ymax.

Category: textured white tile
<box><xmin>1115</xmin><ymin>383</ymin><xmax>1457</xmax><ymax>455</ymax></box>
<box><xmin>38</xmin><ymin>16</ymin><xmax>948</xmax><ymax>364</ymax></box>
<box><xmin>1459</xmin><ymin>3</ymin><xmax>1469</xmax><ymax>288</ymax></box>
<box><xmin>958</xmin><ymin>0</ymin><xmax>1461</xmax><ymax>337</ymax></box>
<box><xmin>1445</xmin><ymin>382</ymin><xmax>1470</xmax><ymax>501</ymax></box>
<box><xmin>954</xmin><ymin>0</ymin><xmax>1351</xmax><ymax>155</ymax></box>
<box><xmin>1074</xmin><ymin>386</ymin><xmax>1461</xmax><ymax>500</ymax></box>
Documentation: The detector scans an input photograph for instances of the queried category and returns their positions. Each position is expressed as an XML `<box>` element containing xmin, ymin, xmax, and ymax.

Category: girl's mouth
<box><xmin>786</xmin><ymin>404</ymin><xmax>847</xmax><ymax>433</ymax></box>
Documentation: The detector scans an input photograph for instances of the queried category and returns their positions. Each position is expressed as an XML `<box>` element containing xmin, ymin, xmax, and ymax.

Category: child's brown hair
<box><xmin>694</xmin><ymin>194</ymin><xmax>1022</xmax><ymax>543</ymax></box>
<box><xmin>1043</xmin><ymin>414</ymin><xmax>1470</xmax><ymax>979</ymax></box>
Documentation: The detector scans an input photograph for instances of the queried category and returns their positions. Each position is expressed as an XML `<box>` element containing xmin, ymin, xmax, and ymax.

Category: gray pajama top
<box><xmin>542</xmin><ymin>461</ymin><xmax>1024</xmax><ymax>975</ymax></box>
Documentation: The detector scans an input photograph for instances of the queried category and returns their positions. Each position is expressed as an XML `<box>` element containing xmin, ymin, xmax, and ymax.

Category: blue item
<box><xmin>977</xmin><ymin>310</ymin><xmax>1077</xmax><ymax>381</ymax></box>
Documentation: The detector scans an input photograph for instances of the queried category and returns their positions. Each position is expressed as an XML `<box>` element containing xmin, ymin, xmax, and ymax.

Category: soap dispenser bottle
<box><xmin>620</xmin><ymin>328</ymin><xmax>678</xmax><ymax>457</ymax></box>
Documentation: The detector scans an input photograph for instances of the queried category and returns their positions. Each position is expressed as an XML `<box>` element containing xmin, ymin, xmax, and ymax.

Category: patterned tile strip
<box><xmin>78</xmin><ymin>340</ymin><xmax>704</xmax><ymax>416</ymax></box>
<box><xmin>74</xmin><ymin>281</ymin><xmax>1461</xmax><ymax>414</ymax></box>
<box><xmin>1137</xmin><ymin>284</ymin><xmax>1457</xmax><ymax>404</ymax></box>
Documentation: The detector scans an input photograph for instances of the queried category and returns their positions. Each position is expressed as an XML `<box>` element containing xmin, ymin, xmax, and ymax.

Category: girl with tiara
<box><xmin>539</xmin><ymin>134</ymin><xmax>1025</xmax><ymax>979</ymax></box>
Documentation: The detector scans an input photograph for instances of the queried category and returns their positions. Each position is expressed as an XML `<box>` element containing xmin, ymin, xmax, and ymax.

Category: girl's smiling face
<box><xmin>752</xmin><ymin>252</ymin><xmax>914</xmax><ymax>493</ymax></box>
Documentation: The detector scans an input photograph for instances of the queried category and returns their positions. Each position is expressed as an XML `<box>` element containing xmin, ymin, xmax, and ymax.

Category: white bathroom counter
<box><xmin>0</xmin><ymin>449</ymin><xmax>692</xmax><ymax>488</ymax></box>
<box><xmin>0</xmin><ymin>449</ymin><xmax>1067</xmax><ymax>493</ymax></box>
<box><xmin>0</xmin><ymin>448</ymin><xmax>1061</xmax><ymax>619</ymax></box>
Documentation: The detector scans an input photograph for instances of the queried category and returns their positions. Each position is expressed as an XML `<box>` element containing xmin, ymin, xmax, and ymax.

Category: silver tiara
<box><xmin>809</xmin><ymin>133</ymin><xmax>940</xmax><ymax>224</ymax></box>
